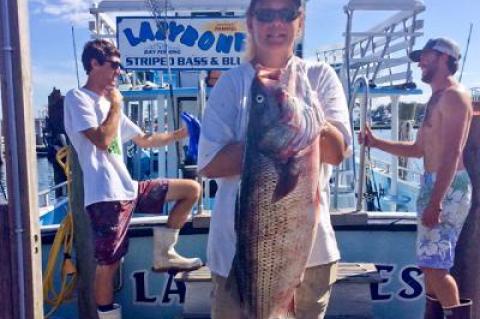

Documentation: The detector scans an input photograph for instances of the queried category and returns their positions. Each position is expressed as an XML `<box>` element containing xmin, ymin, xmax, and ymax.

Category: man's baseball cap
<box><xmin>409</xmin><ymin>37</ymin><xmax>461</xmax><ymax>62</ymax></box>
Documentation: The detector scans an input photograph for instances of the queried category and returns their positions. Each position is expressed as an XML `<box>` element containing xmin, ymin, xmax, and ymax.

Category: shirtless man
<box><xmin>360</xmin><ymin>38</ymin><xmax>473</xmax><ymax>318</ymax></box>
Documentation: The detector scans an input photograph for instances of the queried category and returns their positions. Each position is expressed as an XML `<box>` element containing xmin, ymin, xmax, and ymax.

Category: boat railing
<box><xmin>38</xmin><ymin>181</ymin><xmax>68</xmax><ymax>208</ymax></box>
<box><xmin>352</xmin><ymin>76</ymin><xmax>369</xmax><ymax>211</ymax></box>
<box><xmin>353</xmin><ymin>149</ymin><xmax>422</xmax><ymax>184</ymax></box>
<box><xmin>342</xmin><ymin>0</ymin><xmax>426</xmax><ymax>94</ymax></box>
<box><xmin>332</xmin><ymin>0</ymin><xmax>426</xmax><ymax>212</ymax></box>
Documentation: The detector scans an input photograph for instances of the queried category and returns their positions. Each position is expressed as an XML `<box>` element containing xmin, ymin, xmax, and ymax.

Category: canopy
<box><xmin>346</xmin><ymin>0</ymin><xmax>425</xmax><ymax>12</ymax></box>
<box><xmin>91</xmin><ymin>0</ymin><xmax>251</xmax><ymax>13</ymax></box>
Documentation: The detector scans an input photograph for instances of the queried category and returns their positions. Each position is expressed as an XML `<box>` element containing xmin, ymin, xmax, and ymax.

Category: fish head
<box><xmin>251</xmin><ymin>77</ymin><xmax>283</xmax><ymax>125</ymax></box>
<box><xmin>250</xmin><ymin>76</ymin><xmax>298</xmax><ymax>155</ymax></box>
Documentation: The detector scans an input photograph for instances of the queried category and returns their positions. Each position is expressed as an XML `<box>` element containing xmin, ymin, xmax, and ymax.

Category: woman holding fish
<box><xmin>198</xmin><ymin>0</ymin><xmax>352</xmax><ymax>318</ymax></box>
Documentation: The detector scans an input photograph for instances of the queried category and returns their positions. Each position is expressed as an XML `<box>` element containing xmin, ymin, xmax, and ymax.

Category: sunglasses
<box><xmin>253</xmin><ymin>8</ymin><xmax>300</xmax><ymax>23</ymax></box>
<box><xmin>105</xmin><ymin>60</ymin><xmax>124</xmax><ymax>70</ymax></box>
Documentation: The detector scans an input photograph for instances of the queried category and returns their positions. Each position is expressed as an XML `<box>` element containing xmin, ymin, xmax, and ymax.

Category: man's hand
<box><xmin>358</xmin><ymin>125</ymin><xmax>378</xmax><ymax>148</ymax></box>
<box><xmin>173</xmin><ymin>127</ymin><xmax>188</xmax><ymax>141</ymax></box>
<box><xmin>105</xmin><ymin>87</ymin><xmax>123</xmax><ymax>107</ymax></box>
<box><xmin>421</xmin><ymin>201</ymin><xmax>442</xmax><ymax>228</ymax></box>
<box><xmin>83</xmin><ymin>87</ymin><xmax>122</xmax><ymax>150</ymax></box>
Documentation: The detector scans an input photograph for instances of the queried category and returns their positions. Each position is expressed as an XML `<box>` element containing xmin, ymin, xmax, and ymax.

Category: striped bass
<box><xmin>230</xmin><ymin>66</ymin><xmax>324</xmax><ymax>318</ymax></box>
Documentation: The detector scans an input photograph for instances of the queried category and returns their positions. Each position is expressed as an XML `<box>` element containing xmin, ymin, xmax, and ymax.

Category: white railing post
<box><xmin>391</xmin><ymin>96</ymin><xmax>400</xmax><ymax>207</ymax></box>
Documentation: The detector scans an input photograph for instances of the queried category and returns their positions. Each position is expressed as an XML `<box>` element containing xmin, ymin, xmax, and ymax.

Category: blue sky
<box><xmin>27</xmin><ymin>0</ymin><xmax>480</xmax><ymax>115</ymax></box>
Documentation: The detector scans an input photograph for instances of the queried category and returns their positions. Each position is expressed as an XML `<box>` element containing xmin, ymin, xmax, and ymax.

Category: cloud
<box><xmin>30</xmin><ymin>0</ymin><xmax>95</xmax><ymax>26</ymax></box>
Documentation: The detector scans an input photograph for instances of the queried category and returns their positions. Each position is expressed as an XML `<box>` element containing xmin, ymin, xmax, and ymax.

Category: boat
<box><xmin>0</xmin><ymin>0</ymin><xmax>471</xmax><ymax>318</ymax></box>
<box><xmin>34</xmin><ymin>1</ymin><xmax>438</xmax><ymax>318</ymax></box>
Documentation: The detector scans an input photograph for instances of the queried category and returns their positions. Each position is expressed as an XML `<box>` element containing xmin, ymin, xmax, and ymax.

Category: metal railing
<box><xmin>353</xmin><ymin>150</ymin><xmax>422</xmax><ymax>184</ymax></box>
<box><xmin>38</xmin><ymin>181</ymin><xmax>68</xmax><ymax>208</ymax></box>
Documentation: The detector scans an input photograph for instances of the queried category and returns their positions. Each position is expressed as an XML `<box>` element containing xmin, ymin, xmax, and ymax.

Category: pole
<box><xmin>390</xmin><ymin>96</ymin><xmax>400</xmax><ymax>203</ymax></box>
<box><xmin>0</xmin><ymin>0</ymin><xmax>43</xmax><ymax>318</ymax></box>
<box><xmin>145</xmin><ymin>0</ymin><xmax>182</xmax><ymax>176</ymax></box>
<box><xmin>69</xmin><ymin>148</ymin><xmax>99</xmax><ymax>319</ymax></box>
<box><xmin>354</xmin><ymin>76</ymin><xmax>369</xmax><ymax>212</ymax></box>
<box><xmin>72</xmin><ymin>25</ymin><xmax>81</xmax><ymax>89</ymax></box>
<box><xmin>459</xmin><ymin>23</ymin><xmax>473</xmax><ymax>83</ymax></box>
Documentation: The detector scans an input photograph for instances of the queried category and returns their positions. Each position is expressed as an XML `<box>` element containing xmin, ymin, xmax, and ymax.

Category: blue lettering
<box><xmin>371</xmin><ymin>264</ymin><xmax>394</xmax><ymax>301</ymax></box>
<box><xmin>124</xmin><ymin>22</ymin><xmax>157</xmax><ymax>46</ymax></box>
<box><xmin>122</xmin><ymin>20</ymin><xmax>248</xmax><ymax>55</ymax></box>
<box><xmin>222</xmin><ymin>57</ymin><xmax>240</xmax><ymax>66</ymax></box>
<box><xmin>123</xmin><ymin>28</ymin><xmax>142</xmax><ymax>46</ymax></box>
<box><xmin>124</xmin><ymin>57</ymin><xmax>175</xmax><ymax>67</ymax></box>
<box><xmin>216</xmin><ymin>34</ymin><xmax>233</xmax><ymax>54</ymax></box>
<box><xmin>168</xmin><ymin>21</ymin><xmax>185</xmax><ymax>42</ymax></box>
<box><xmin>139</xmin><ymin>21</ymin><xmax>155</xmax><ymax>41</ymax></box>
<box><xmin>399</xmin><ymin>266</ymin><xmax>423</xmax><ymax>299</ymax></box>
<box><xmin>198</xmin><ymin>31</ymin><xmax>215</xmax><ymax>51</ymax></box>
<box><xmin>162</xmin><ymin>272</ymin><xmax>186</xmax><ymax>304</ymax></box>
<box><xmin>234</xmin><ymin>32</ymin><xmax>247</xmax><ymax>52</ymax></box>
<box><xmin>155</xmin><ymin>21</ymin><xmax>168</xmax><ymax>41</ymax></box>
<box><xmin>180</xmin><ymin>26</ymin><xmax>199</xmax><ymax>47</ymax></box>
<box><xmin>132</xmin><ymin>271</ymin><xmax>157</xmax><ymax>303</ymax></box>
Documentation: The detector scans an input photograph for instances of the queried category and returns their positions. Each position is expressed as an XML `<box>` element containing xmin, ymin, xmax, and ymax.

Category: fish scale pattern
<box><xmin>231</xmin><ymin>73</ymin><xmax>322</xmax><ymax>318</ymax></box>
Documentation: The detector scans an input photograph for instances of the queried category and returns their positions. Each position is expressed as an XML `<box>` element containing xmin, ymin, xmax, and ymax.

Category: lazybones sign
<box><xmin>117</xmin><ymin>16</ymin><xmax>247</xmax><ymax>70</ymax></box>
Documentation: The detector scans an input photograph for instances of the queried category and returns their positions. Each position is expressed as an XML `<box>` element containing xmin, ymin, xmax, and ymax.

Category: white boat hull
<box><xmin>41</xmin><ymin>212</ymin><xmax>424</xmax><ymax>319</ymax></box>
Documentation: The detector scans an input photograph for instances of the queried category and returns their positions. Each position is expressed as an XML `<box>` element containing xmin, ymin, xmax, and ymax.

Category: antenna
<box><xmin>459</xmin><ymin>23</ymin><xmax>473</xmax><ymax>83</ymax></box>
<box><xmin>71</xmin><ymin>25</ymin><xmax>80</xmax><ymax>88</ymax></box>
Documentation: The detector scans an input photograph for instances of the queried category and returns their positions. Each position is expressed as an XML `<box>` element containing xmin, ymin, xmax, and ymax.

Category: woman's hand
<box><xmin>255</xmin><ymin>64</ymin><xmax>283</xmax><ymax>90</ymax></box>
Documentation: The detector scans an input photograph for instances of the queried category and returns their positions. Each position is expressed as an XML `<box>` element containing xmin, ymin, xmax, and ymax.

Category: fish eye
<box><xmin>256</xmin><ymin>94</ymin><xmax>265</xmax><ymax>103</ymax></box>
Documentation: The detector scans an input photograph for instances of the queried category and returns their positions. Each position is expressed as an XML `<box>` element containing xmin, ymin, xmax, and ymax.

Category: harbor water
<box><xmin>0</xmin><ymin>156</ymin><xmax>54</xmax><ymax>202</ymax></box>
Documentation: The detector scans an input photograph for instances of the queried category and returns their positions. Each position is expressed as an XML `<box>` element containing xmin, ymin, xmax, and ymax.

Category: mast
<box><xmin>459</xmin><ymin>23</ymin><xmax>473</xmax><ymax>83</ymax></box>
<box><xmin>0</xmin><ymin>0</ymin><xmax>43</xmax><ymax>318</ymax></box>
<box><xmin>72</xmin><ymin>25</ymin><xmax>81</xmax><ymax>89</ymax></box>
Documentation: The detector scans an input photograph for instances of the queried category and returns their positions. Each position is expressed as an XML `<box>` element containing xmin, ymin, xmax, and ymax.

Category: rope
<box><xmin>43</xmin><ymin>146</ymin><xmax>78</xmax><ymax>318</ymax></box>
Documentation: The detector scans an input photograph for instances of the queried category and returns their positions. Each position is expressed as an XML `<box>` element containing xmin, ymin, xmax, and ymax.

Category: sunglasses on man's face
<box><xmin>105</xmin><ymin>60</ymin><xmax>124</xmax><ymax>70</ymax></box>
<box><xmin>253</xmin><ymin>8</ymin><xmax>300</xmax><ymax>23</ymax></box>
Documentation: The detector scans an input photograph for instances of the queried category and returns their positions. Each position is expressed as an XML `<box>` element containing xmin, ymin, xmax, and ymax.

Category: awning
<box><xmin>346</xmin><ymin>0</ymin><xmax>425</xmax><ymax>12</ymax></box>
<box><xmin>91</xmin><ymin>0</ymin><xmax>251</xmax><ymax>13</ymax></box>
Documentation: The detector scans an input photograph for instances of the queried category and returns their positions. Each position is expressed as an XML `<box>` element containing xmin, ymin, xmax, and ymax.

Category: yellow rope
<box><xmin>43</xmin><ymin>146</ymin><xmax>78</xmax><ymax>318</ymax></box>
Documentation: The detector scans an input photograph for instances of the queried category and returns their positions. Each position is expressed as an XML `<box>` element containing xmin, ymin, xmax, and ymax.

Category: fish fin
<box><xmin>272</xmin><ymin>160</ymin><xmax>300</xmax><ymax>202</ymax></box>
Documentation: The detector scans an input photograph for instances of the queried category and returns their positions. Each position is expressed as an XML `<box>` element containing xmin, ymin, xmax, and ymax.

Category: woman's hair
<box><xmin>246</xmin><ymin>0</ymin><xmax>301</xmax><ymax>15</ymax></box>
<box><xmin>244</xmin><ymin>0</ymin><xmax>303</xmax><ymax>61</ymax></box>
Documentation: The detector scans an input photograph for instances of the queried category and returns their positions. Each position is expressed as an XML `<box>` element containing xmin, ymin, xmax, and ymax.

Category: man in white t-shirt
<box><xmin>64</xmin><ymin>39</ymin><xmax>202</xmax><ymax>319</ymax></box>
<box><xmin>198</xmin><ymin>57</ymin><xmax>351</xmax><ymax>318</ymax></box>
